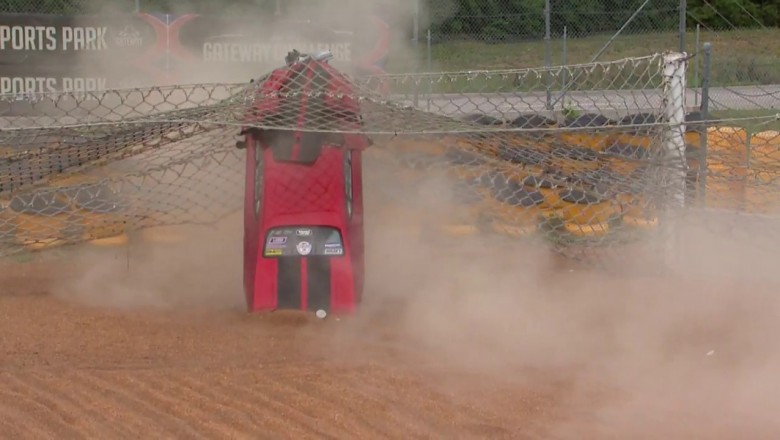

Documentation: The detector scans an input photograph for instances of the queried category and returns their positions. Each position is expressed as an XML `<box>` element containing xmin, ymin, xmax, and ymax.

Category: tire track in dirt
<box><xmin>0</xmin><ymin>386</ymin><xmax>56</xmax><ymax>439</ymax></box>
<box><xmin>0</xmin><ymin>373</ymin><xmax>92</xmax><ymax>438</ymax></box>
<box><xmin>1</xmin><ymin>373</ymin><xmax>97</xmax><ymax>438</ymax></box>
<box><xmin>65</xmin><ymin>370</ymin><xmax>207</xmax><ymax>438</ymax></box>
<box><xmin>338</xmin><ymin>366</ymin><xmax>515</xmax><ymax>437</ymax></box>
<box><xmin>24</xmin><ymin>371</ymin><xmax>135</xmax><ymax>439</ymax></box>
<box><xmin>280</xmin><ymin>367</ymin><xmax>439</xmax><ymax>437</ymax></box>
<box><xmin>217</xmin><ymin>373</ymin><xmax>342</xmax><ymax>439</ymax></box>
<box><xmin>175</xmin><ymin>374</ymin><xmax>294</xmax><ymax>439</ymax></box>
<box><xmin>262</xmin><ymin>369</ymin><xmax>405</xmax><ymax>438</ymax></box>
<box><xmin>279</xmin><ymin>369</ymin><xmax>402</xmax><ymax>436</ymax></box>
<box><xmin>134</xmin><ymin>373</ymin><xmax>265</xmax><ymax>436</ymax></box>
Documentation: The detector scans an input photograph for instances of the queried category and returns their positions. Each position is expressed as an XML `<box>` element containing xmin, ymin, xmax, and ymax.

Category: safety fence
<box><xmin>0</xmin><ymin>52</ymin><xmax>691</xmax><ymax>262</ymax></box>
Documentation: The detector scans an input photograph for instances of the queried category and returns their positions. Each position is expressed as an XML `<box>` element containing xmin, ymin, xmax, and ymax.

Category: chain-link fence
<box><xmin>0</xmin><ymin>52</ymin><xmax>687</xmax><ymax>263</ymax></box>
<box><xmin>0</xmin><ymin>0</ymin><xmax>778</xmax><ymax>264</ymax></box>
<box><xmin>412</xmin><ymin>0</ymin><xmax>777</xmax><ymax>81</ymax></box>
<box><xmin>2</xmin><ymin>0</ymin><xmax>776</xmax><ymax>83</ymax></box>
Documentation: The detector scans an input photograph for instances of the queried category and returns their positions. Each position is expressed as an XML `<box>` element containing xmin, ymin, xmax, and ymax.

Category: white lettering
<box><xmin>0</xmin><ymin>26</ymin><xmax>57</xmax><ymax>51</ymax></box>
<box><xmin>62</xmin><ymin>26</ymin><xmax>107</xmax><ymax>51</ymax></box>
<box><xmin>0</xmin><ymin>76</ymin><xmax>107</xmax><ymax>96</ymax></box>
<box><xmin>62</xmin><ymin>77</ymin><xmax>107</xmax><ymax>94</ymax></box>
<box><xmin>202</xmin><ymin>42</ymin><xmax>353</xmax><ymax>63</ymax></box>
<box><xmin>0</xmin><ymin>77</ymin><xmax>57</xmax><ymax>94</ymax></box>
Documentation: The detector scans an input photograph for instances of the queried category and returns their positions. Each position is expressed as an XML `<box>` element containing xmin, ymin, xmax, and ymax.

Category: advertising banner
<box><xmin>0</xmin><ymin>12</ymin><xmax>390</xmax><ymax>94</ymax></box>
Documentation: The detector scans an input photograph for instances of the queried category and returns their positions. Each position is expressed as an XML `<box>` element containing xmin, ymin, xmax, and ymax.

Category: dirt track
<box><xmin>2</xmin><ymin>209</ymin><xmax>780</xmax><ymax>439</ymax></box>
<box><xmin>0</xmin><ymin>260</ymin><xmax>567</xmax><ymax>439</ymax></box>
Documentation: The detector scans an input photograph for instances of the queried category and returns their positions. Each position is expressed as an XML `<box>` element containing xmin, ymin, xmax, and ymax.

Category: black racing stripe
<box><xmin>277</xmin><ymin>257</ymin><xmax>302</xmax><ymax>310</ymax></box>
<box><xmin>306</xmin><ymin>256</ymin><xmax>332</xmax><ymax>313</ymax></box>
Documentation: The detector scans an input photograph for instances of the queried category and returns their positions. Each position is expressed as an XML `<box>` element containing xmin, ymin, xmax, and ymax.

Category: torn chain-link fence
<box><xmin>3</xmin><ymin>51</ymin><xmax>763</xmax><ymax>265</ymax></box>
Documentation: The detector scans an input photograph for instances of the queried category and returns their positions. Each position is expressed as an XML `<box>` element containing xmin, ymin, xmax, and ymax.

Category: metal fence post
<box><xmin>745</xmin><ymin>127</ymin><xmax>752</xmax><ymax>169</ymax></box>
<box><xmin>561</xmin><ymin>26</ymin><xmax>568</xmax><ymax>111</ymax></box>
<box><xmin>412</xmin><ymin>0</ymin><xmax>420</xmax><ymax>108</ymax></box>
<box><xmin>663</xmin><ymin>51</ymin><xmax>689</xmax><ymax>209</ymax></box>
<box><xmin>134</xmin><ymin>0</ymin><xmax>141</xmax><ymax>13</ymax></box>
<box><xmin>544</xmin><ymin>0</ymin><xmax>552</xmax><ymax>111</ymax></box>
<box><xmin>679</xmin><ymin>0</ymin><xmax>687</xmax><ymax>53</ymax></box>
<box><xmin>698</xmin><ymin>42</ymin><xmax>712</xmax><ymax>206</ymax></box>
<box><xmin>426</xmin><ymin>28</ymin><xmax>432</xmax><ymax>112</ymax></box>
<box><xmin>661</xmin><ymin>50</ymin><xmax>690</xmax><ymax>274</ymax></box>
<box><xmin>694</xmin><ymin>24</ymin><xmax>700</xmax><ymax>106</ymax></box>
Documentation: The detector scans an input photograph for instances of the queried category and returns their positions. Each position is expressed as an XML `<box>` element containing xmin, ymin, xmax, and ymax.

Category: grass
<box><xmin>385</xmin><ymin>28</ymin><xmax>780</xmax><ymax>87</ymax></box>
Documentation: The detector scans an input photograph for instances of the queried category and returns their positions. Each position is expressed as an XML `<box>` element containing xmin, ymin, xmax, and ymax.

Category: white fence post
<box><xmin>662</xmin><ymin>51</ymin><xmax>689</xmax><ymax>208</ymax></box>
<box><xmin>661</xmin><ymin>51</ymin><xmax>688</xmax><ymax>274</ymax></box>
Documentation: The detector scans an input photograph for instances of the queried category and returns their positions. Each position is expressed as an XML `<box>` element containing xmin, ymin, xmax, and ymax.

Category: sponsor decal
<box><xmin>324</xmin><ymin>242</ymin><xmax>341</xmax><ymax>248</ymax></box>
<box><xmin>264</xmin><ymin>248</ymin><xmax>282</xmax><ymax>256</ymax></box>
<box><xmin>296</xmin><ymin>228</ymin><xmax>312</xmax><ymax>237</ymax></box>
<box><xmin>324</xmin><ymin>248</ymin><xmax>344</xmax><ymax>255</ymax></box>
<box><xmin>114</xmin><ymin>25</ymin><xmax>143</xmax><ymax>48</ymax></box>
<box><xmin>324</xmin><ymin>230</ymin><xmax>340</xmax><ymax>243</ymax></box>
<box><xmin>268</xmin><ymin>236</ymin><xmax>287</xmax><ymax>246</ymax></box>
<box><xmin>296</xmin><ymin>241</ymin><xmax>312</xmax><ymax>256</ymax></box>
<box><xmin>202</xmin><ymin>41</ymin><xmax>353</xmax><ymax>63</ymax></box>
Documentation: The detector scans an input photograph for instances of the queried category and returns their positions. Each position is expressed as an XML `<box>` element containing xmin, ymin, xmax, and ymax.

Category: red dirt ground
<box><xmin>1</xmin><ymin>209</ymin><xmax>780</xmax><ymax>439</ymax></box>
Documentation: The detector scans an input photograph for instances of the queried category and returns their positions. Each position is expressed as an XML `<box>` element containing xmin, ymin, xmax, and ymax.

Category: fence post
<box><xmin>679</xmin><ymin>0</ymin><xmax>687</xmax><ymax>53</ymax></box>
<box><xmin>663</xmin><ymin>51</ymin><xmax>689</xmax><ymax>209</ymax></box>
<box><xmin>694</xmin><ymin>24</ymin><xmax>700</xmax><ymax>106</ymax></box>
<box><xmin>412</xmin><ymin>0</ymin><xmax>420</xmax><ymax>108</ymax></box>
<box><xmin>698</xmin><ymin>42</ymin><xmax>711</xmax><ymax>206</ymax></box>
<box><xmin>426</xmin><ymin>28</ymin><xmax>432</xmax><ymax>112</ymax></box>
<box><xmin>135</xmin><ymin>0</ymin><xmax>140</xmax><ymax>13</ymax></box>
<box><xmin>561</xmin><ymin>26</ymin><xmax>568</xmax><ymax>111</ymax></box>
<box><xmin>544</xmin><ymin>0</ymin><xmax>552</xmax><ymax>111</ymax></box>
<box><xmin>661</xmin><ymin>51</ymin><xmax>689</xmax><ymax>274</ymax></box>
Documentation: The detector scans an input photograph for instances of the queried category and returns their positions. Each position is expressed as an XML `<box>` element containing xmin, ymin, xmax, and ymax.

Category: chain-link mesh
<box><xmin>424</xmin><ymin>0</ymin><xmax>682</xmax><ymax>43</ymax></box>
<box><xmin>0</xmin><ymin>84</ymin><xmax>247</xmax><ymax>251</ymax></box>
<box><xmin>0</xmin><ymin>52</ymin><xmax>690</xmax><ymax>260</ymax></box>
<box><xmin>1</xmin><ymin>0</ymin><xmax>136</xmax><ymax>14</ymax></box>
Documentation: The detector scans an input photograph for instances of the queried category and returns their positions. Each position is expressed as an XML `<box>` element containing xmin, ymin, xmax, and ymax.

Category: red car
<box><xmin>240</xmin><ymin>50</ymin><xmax>369</xmax><ymax>316</ymax></box>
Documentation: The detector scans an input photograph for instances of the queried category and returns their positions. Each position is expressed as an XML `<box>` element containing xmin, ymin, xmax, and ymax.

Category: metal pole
<box><xmin>412</xmin><ymin>0</ymin><xmax>420</xmax><ymax>108</ymax></box>
<box><xmin>275</xmin><ymin>0</ymin><xmax>282</xmax><ymax>15</ymax></box>
<box><xmin>427</xmin><ymin>28</ymin><xmax>432</xmax><ymax>112</ymax></box>
<box><xmin>698</xmin><ymin>42</ymin><xmax>712</xmax><ymax>206</ymax></box>
<box><xmin>679</xmin><ymin>0</ymin><xmax>687</xmax><ymax>53</ymax></box>
<box><xmin>561</xmin><ymin>26</ymin><xmax>567</xmax><ymax>111</ymax></box>
<box><xmin>134</xmin><ymin>0</ymin><xmax>140</xmax><ymax>13</ymax></box>
<box><xmin>544</xmin><ymin>0</ymin><xmax>552</xmax><ymax>111</ymax></box>
<box><xmin>550</xmin><ymin>0</ymin><xmax>652</xmax><ymax>109</ymax></box>
<box><xmin>663</xmin><ymin>51</ymin><xmax>689</xmax><ymax>209</ymax></box>
<box><xmin>694</xmin><ymin>24</ymin><xmax>700</xmax><ymax>106</ymax></box>
<box><xmin>590</xmin><ymin>0</ymin><xmax>651</xmax><ymax>63</ymax></box>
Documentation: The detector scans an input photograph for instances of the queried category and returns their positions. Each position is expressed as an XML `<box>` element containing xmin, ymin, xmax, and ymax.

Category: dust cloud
<box><xmin>342</xmin><ymin>168</ymin><xmax>780</xmax><ymax>439</ymax></box>
<box><xmin>43</xmin><ymin>1</ymin><xmax>780</xmax><ymax>438</ymax></box>
<box><xmin>49</xmin><ymin>214</ymin><xmax>245</xmax><ymax>311</ymax></box>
